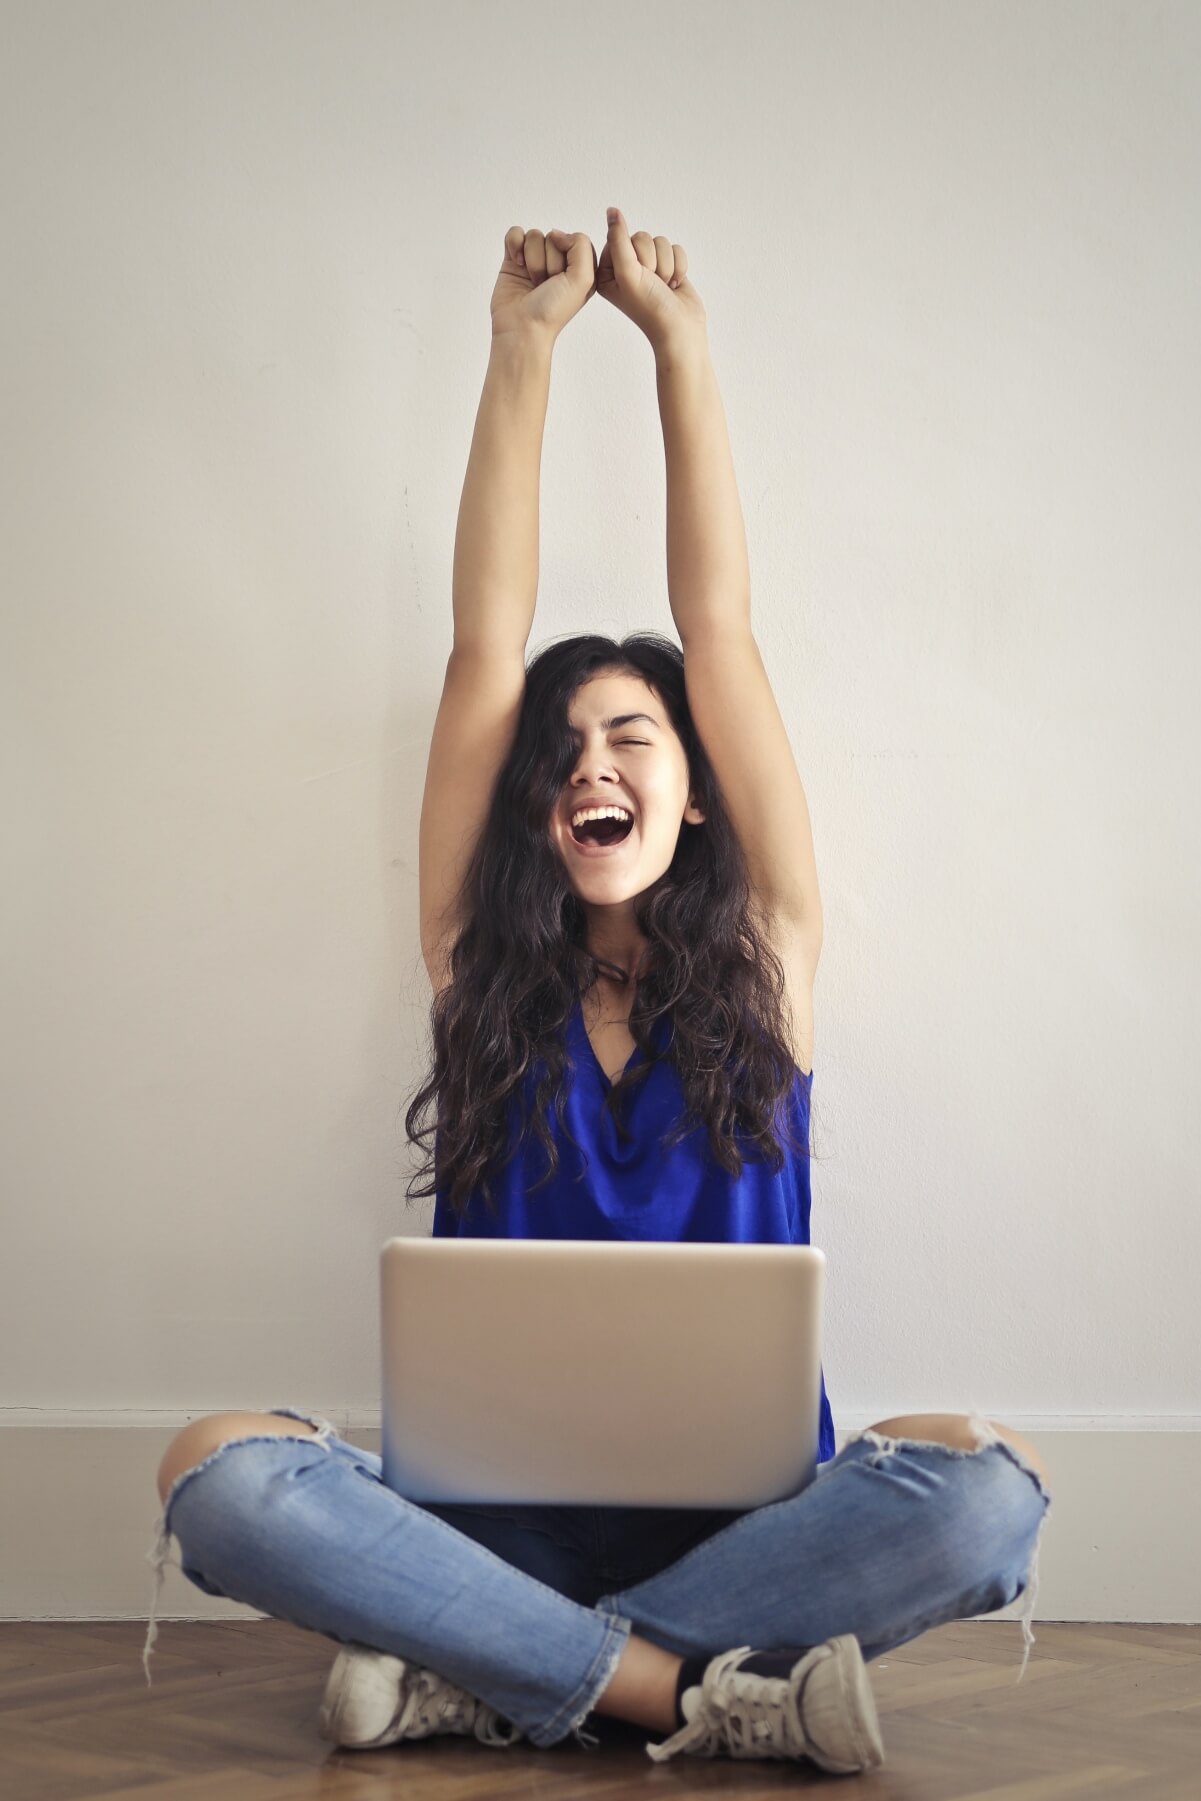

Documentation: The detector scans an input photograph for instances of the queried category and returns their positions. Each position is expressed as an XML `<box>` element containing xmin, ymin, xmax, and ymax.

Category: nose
<box><xmin>571</xmin><ymin>754</ymin><xmax>620</xmax><ymax>789</ymax></box>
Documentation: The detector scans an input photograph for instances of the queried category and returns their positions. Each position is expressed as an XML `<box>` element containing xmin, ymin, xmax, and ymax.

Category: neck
<box><xmin>579</xmin><ymin>928</ymin><xmax>651</xmax><ymax>991</ymax></box>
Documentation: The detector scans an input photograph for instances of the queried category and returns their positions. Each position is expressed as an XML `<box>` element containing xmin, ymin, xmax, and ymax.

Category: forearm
<box><xmin>656</xmin><ymin>338</ymin><xmax>752</xmax><ymax>643</ymax></box>
<box><xmin>451</xmin><ymin>331</ymin><xmax>553</xmax><ymax>655</ymax></box>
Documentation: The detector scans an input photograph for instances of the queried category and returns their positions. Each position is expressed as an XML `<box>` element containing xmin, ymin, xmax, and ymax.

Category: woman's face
<box><xmin>549</xmin><ymin>670</ymin><xmax>705</xmax><ymax>901</ymax></box>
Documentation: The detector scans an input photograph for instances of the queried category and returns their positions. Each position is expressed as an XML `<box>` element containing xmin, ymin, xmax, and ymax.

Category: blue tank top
<box><xmin>431</xmin><ymin>992</ymin><xmax>836</xmax><ymax>1462</ymax></box>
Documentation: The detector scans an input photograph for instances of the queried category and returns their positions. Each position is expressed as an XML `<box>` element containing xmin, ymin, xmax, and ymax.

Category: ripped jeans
<box><xmin>143</xmin><ymin>1406</ymin><xmax>1051</xmax><ymax>1750</ymax></box>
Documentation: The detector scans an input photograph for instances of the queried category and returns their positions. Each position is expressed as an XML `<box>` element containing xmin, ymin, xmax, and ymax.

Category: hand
<box><xmin>596</xmin><ymin>207</ymin><xmax>707</xmax><ymax>359</ymax></box>
<box><xmin>490</xmin><ymin>225</ymin><xmax>597</xmax><ymax>344</ymax></box>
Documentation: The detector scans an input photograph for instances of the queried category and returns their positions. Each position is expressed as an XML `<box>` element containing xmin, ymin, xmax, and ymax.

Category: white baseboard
<box><xmin>1</xmin><ymin>1416</ymin><xmax>1197</xmax><ymax>1624</ymax></box>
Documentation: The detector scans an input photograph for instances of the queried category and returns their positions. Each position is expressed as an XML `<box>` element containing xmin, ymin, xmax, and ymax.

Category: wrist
<box><xmin>654</xmin><ymin>329</ymin><xmax>711</xmax><ymax>376</ymax></box>
<box><xmin>490</xmin><ymin>323</ymin><xmax>556</xmax><ymax>366</ymax></box>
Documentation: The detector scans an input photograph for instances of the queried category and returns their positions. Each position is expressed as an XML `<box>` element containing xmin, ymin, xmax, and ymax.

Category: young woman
<box><xmin>144</xmin><ymin>211</ymin><xmax>1053</xmax><ymax>1773</ymax></box>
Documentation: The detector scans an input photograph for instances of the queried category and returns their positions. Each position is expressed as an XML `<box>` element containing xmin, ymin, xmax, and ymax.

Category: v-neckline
<box><xmin>573</xmin><ymin>993</ymin><xmax>648</xmax><ymax>1092</ymax></box>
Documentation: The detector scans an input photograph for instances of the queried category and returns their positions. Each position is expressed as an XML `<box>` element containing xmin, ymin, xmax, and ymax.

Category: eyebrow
<box><xmin>572</xmin><ymin>713</ymin><xmax>661</xmax><ymax>732</ymax></box>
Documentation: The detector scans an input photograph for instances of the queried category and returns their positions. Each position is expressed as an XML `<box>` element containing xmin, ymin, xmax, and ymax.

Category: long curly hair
<box><xmin>403</xmin><ymin>631</ymin><xmax>814</xmax><ymax>1222</ymax></box>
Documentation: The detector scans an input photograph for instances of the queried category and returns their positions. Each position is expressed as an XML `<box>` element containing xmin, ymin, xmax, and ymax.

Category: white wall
<box><xmin>2</xmin><ymin>0</ymin><xmax>1198</xmax><ymax>1509</ymax></box>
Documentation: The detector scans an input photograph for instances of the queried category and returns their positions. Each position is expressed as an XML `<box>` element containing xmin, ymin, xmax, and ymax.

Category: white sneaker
<box><xmin>646</xmin><ymin>1634</ymin><xmax>886</xmax><ymax>1773</ymax></box>
<box><xmin>317</xmin><ymin>1643</ymin><xmax>524</xmax><ymax>1750</ymax></box>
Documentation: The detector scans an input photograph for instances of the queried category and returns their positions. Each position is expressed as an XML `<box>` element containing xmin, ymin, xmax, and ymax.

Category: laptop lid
<box><xmin>380</xmin><ymin>1237</ymin><xmax>826</xmax><ymax>1508</ymax></box>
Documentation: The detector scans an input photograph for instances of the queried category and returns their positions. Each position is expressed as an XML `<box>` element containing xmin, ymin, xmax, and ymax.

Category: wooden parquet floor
<box><xmin>0</xmin><ymin>1620</ymin><xmax>1198</xmax><ymax>1799</ymax></box>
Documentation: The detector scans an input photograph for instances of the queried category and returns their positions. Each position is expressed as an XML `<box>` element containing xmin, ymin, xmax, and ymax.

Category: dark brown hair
<box><xmin>402</xmin><ymin>631</ymin><xmax>813</xmax><ymax>1221</ymax></box>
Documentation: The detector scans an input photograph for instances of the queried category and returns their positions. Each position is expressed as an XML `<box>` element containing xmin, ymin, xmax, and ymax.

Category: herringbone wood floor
<box><xmin>0</xmin><ymin>1620</ymin><xmax>1197</xmax><ymax>1799</ymax></box>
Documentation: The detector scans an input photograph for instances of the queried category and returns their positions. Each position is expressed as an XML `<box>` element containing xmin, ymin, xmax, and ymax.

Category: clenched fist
<box><xmin>490</xmin><ymin>226</ymin><xmax>597</xmax><ymax>344</ymax></box>
<box><xmin>595</xmin><ymin>206</ymin><xmax>707</xmax><ymax>359</ymax></box>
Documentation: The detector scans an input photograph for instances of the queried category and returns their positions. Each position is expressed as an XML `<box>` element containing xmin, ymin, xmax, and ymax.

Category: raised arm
<box><xmin>659</xmin><ymin>340</ymin><xmax>822</xmax><ymax>943</ymax></box>
<box><xmin>449</xmin><ymin>329</ymin><xmax>550</xmax><ymax>657</ymax></box>
<box><xmin>419</xmin><ymin>228</ymin><xmax>597</xmax><ymax>993</ymax></box>
<box><xmin>598</xmin><ymin>207</ymin><xmax>822</xmax><ymax>943</ymax></box>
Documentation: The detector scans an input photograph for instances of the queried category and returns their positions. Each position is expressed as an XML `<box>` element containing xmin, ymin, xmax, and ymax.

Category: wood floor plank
<box><xmin>0</xmin><ymin>1620</ymin><xmax>1197</xmax><ymax>1799</ymax></box>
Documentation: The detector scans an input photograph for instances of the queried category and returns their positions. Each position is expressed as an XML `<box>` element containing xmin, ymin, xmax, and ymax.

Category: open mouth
<box><xmin>569</xmin><ymin>814</ymin><xmax>635</xmax><ymax>852</ymax></box>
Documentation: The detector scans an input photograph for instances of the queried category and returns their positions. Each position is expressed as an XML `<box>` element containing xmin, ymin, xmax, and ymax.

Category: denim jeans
<box><xmin>143</xmin><ymin>1405</ymin><xmax>1052</xmax><ymax>1750</ymax></box>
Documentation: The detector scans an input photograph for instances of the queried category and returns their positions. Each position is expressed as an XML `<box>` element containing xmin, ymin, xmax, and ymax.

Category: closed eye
<box><xmin>618</xmin><ymin>740</ymin><xmax>650</xmax><ymax>747</ymax></box>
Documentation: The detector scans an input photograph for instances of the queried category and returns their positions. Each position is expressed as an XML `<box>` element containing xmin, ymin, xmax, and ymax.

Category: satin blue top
<box><xmin>432</xmin><ymin>993</ymin><xmax>835</xmax><ymax>1462</ymax></box>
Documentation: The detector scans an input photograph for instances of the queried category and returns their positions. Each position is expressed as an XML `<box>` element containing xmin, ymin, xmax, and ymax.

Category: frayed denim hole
<box><xmin>265</xmin><ymin>1407</ymin><xmax>338</xmax><ymax>1445</ymax></box>
<box><xmin>162</xmin><ymin>1431</ymin><xmax>334</xmax><ymax>1536</ymax></box>
<box><xmin>859</xmin><ymin>1426</ymin><xmax>986</xmax><ymax>1466</ymax></box>
<box><xmin>855</xmin><ymin>1425</ymin><xmax>1050</xmax><ymax>1495</ymax></box>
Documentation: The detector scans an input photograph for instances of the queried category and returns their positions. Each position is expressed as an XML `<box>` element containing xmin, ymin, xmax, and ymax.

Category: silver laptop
<box><xmin>380</xmin><ymin>1237</ymin><xmax>826</xmax><ymax>1508</ymax></box>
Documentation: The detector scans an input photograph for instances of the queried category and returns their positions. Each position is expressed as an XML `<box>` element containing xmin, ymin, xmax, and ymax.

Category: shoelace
<box><xmin>396</xmin><ymin>1666</ymin><xmax>516</xmax><ymax>1746</ymax></box>
<box><xmin>397</xmin><ymin>1667</ymin><xmax>478</xmax><ymax>1738</ymax></box>
<box><xmin>647</xmin><ymin>1647</ymin><xmax>809</xmax><ymax>1763</ymax></box>
<box><xmin>705</xmin><ymin>1669</ymin><xmax>806</xmax><ymax>1757</ymax></box>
